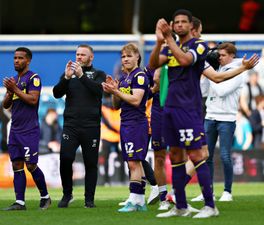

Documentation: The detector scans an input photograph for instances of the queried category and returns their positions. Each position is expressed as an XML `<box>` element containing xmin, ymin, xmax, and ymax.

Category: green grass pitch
<box><xmin>0</xmin><ymin>183</ymin><xmax>263</xmax><ymax>225</ymax></box>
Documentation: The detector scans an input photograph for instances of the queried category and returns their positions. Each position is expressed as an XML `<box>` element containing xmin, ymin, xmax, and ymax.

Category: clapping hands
<box><xmin>3</xmin><ymin>77</ymin><xmax>16</xmax><ymax>93</ymax></box>
<box><xmin>102</xmin><ymin>75</ymin><xmax>119</xmax><ymax>94</ymax></box>
<box><xmin>65</xmin><ymin>60</ymin><xmax>83</xmax><ymax>79</ymax></box>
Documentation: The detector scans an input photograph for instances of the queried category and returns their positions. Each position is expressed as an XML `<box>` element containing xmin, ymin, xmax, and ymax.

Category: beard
<box><xmin>14</xmin><ymin>66</ymin><xmax>24</xmax><ymax>72</ymax></box>
<box><xmin>176</xmin><ymin>29</ymin><xmax>189</xmax><ymax>38</ymax></box>
<box><xmin>77</xmin><ymin>60</ymin><xmax>91</xmax><ymax>67</ymax></box>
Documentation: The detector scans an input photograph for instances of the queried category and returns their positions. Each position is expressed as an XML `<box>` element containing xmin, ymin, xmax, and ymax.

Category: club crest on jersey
<box><xmin>33</xmin><ymin>78</ymin><xmax>40</xmax><ymax>87</ymax></box>
<box><xmin>21</xmin><ymin>82</ymin><xmax>27</xmax><ymax>88</ymax></box>
<box><xmin>85</xmin><ymin>71</ymin><xmax>94</xmax><ymax>79</ymax></box>
<box><xmin>197</xmin><ymin>44</ymin><xmax>205</xmax><ymax>55</ymax></box>
<box><xmin>182</xmin><ymin>46</ymin><xmax>190</xmax><ymax>52</ymax></box>
<box><xmin>137</xmin><ymin>76</ymin><xmax>145</xmax><ymax>85</ymax></box>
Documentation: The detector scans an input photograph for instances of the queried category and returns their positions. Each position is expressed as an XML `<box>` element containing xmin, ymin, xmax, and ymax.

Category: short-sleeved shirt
<box><xmin>118</xmin><ymin>67</ymin><xmax>149</xmax><ymax>125</ymax></box>
<box><xmin>161</xmin><ymin>38</ymin><xmax>208</xmax><ymax>112</ymax></box>
<box><xmin>10</xmin><ymin>71</ymin><xmax>41</xmax><ymax>136</ymax></box>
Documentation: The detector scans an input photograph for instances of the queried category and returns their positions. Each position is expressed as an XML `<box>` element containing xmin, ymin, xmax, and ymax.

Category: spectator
<box><xmin>240</xmin><ymin>69</ymin><xmax>263</xmax><ymax>118</ymax></box>
<box><xmin>0</xmin><ymin>105</ymin><xmax>11</xmax><ymax>152</ymax></box>
<box><xmin>233</xmin><ymin>109</ymin><xmax>253</xmax><ymax>151</ymax></box>
<box><xmin>100</xmin><ymin>92</ymin><xmax>124</xmax><ymax>185</ymax></box>
<box><xmin>39</xmin><ymin>108</ymin><xmax>62</xmax><ymax>154</ymax></box>
<box><xmin>203</xmin><ymin>43</ymin><xmax>245</xmax><ymax>202</ymax></box>
<box><xmin>249</xmin><ymin>94</ymin><xmax>264</xmax><ymax>149</ymax></box>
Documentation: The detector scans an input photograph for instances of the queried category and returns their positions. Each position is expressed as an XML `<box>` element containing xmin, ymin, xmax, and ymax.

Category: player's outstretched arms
<box><xmin>203</xmin><ymin>54</ymin><xmax>259</xmax><ymax>83</ymax></box>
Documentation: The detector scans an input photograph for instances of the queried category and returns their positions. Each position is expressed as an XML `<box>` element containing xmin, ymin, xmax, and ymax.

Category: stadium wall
<box><xmin>0</xmin><ymin>34</ymin><xmax>264</xmax><ymax>86</ymax></box>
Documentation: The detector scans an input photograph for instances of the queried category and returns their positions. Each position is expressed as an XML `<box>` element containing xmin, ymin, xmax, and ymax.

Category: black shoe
<box><xmin>84</xmin><ymin>201</ymin><xmax>96</xmax><ymax>208</ymax></box>
<box><xmin>3</xmin><ymin>202</ymin><xmax>26</xmax><ymax>211</ymax></box>
<box><xmin>58</xmin><ymin>195</ymin><xmax>74</xmax><ymax>208</ymax></box>
<box><xmin>40</xmin><ymin>197</ymin><xmax>51</xmax><ymax>210</ymax></box>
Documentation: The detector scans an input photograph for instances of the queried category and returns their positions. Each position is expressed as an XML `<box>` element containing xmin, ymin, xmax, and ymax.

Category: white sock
<box><xmin>139</xmin><ymin>194</ymin><xmax>145</xmax><ymax>206</ymax></box>
<box><xmin>16</xmin><ymin>200</ymin><xmax>25</xmax><ymax>205</ymax></box>
<box><xmin>41</xmin><ymin>194</ymin><xmax>50</xmax><ymax>199</ymax></box>
<box><xmin>158</xmin><ymin>185</ymin><xmax>167</xmax><ymax>193</ymax></box>
<box><xmin>129</xmin><ymin>193</ymin><xmax>138</xmax><ymax>205</ymax></box>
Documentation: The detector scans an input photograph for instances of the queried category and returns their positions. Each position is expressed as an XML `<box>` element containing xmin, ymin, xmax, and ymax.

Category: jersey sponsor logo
<box><xmin>197</xmin><ymin>44</ymin><xmax>205</xmax><ymax>55</ymax></box>
<box><xmin>167</xmin><ymin>55</ymin><xmax>180</xmax><ymax>67</ymax></box>
<box><xmin>119</xmin><ymin>86</ymin><xmax>131</xmax><ymax>94</ymax></box>
<box><xmin>12</xmin><ymin>89</ymin><xmax>26</xmax><ymax>100</ymax></box>
<box><xmin>33</xmin><ymin>78</ymin><xmax>40</xmax><ymax>87</ymax></box>
<box><xmin>137</xmin><ymin>76</ymin><xmax>145</xmax><ymax>85</ymax></box>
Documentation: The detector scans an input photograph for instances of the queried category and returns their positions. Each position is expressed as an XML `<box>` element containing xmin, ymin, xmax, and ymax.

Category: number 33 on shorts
<box><xmin>179</xmin><ymin>129</ymin><xmax>194</xmax><ymax>144</ymax></box>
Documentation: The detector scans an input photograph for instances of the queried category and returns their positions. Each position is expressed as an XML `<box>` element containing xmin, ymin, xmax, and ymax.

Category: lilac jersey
<box><xmin>118</xmin><ymin>67</ymin><xmax>149</xmax><ymax>125</ymax></box>
<box><xmin>10</xmin><ymin>71</ymin><xmax>41</xmax><ymax>135</ymax></box>
<box><xmin>161</xmin><ymin>38</ymin><xmax>208</xmax><ymax>112</ymax></box>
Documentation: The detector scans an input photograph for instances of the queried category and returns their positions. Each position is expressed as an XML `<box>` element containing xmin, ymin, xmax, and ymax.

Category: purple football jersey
<box><xmin>118</xmin><ymin>67</ymin><xmax>149</xmax><ymax>125</ymax></box>
<box><xmin>161</xmin><ymin>38</ymin><xmax>208</xmax><ymax>113</ymax></box>
<box><xmin>9</xmin><ymin>71</ymin><xmax>41</xmax><ymax>137</ymax></box>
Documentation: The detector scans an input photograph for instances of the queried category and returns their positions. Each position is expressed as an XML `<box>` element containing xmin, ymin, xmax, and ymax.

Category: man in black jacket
<box><xmin>53</xmin><ymin>44</ymin><xmax>106</xmax><ymax>208</ymax></box>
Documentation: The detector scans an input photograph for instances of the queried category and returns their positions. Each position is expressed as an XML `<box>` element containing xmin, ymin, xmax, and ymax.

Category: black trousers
<box><xmin>60</xmin><ymin>126</ymin><xmax>100</xmax><ymax>202</ymax></box>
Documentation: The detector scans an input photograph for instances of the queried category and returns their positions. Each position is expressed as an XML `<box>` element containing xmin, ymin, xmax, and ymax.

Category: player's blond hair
<box><xmin>121</xmin><ymin>43</ymin><xmax>141</xmax><ymax>66</ymax></box>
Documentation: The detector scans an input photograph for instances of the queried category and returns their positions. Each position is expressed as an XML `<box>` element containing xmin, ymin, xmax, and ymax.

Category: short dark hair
<box><xmin>192</xmin><ymin>16</ymin><xmax>201</xmax><ymax>31</ymax></box>
<box><xmin>217</xmin><ymin>42</ymin><xmax>237</xmax><ymax>57</ymax></box>
<box><xmin>77</xmin><ymin>44</ymin><xmax>94</xmax><ymax>53</ymax></box>
<box><xmin>172</xmin><ymin>9</ymin><xmax>192</xmax><ymax>22</ymax></box>
<box><xmin>15</xmin><ymin>47</ymin><xmax>32</xmax><ymax>59</ymax></box>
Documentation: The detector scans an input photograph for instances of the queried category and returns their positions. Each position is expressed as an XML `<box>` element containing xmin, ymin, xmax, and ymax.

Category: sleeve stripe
<box><xmin>134</xmin><ymin>71</ymin><xmax>145</xmax><ymax>77</ymax></box>
<box><xmin>204</xmin><ymin>61</ymin><xmax>211</xmax><ymax>70</ymax></box>
<box><xmin>195</xmin><ymin>40</ymin><xmax>205</xmax><ymax>44</ymax></box>
<box><xmin>30</xmin><ymin>73</ymin><xmax>38</xmax><ymax>80</ymax></box>
<box><xmin>189</xmin><ymin>49</ymin><xmax>197</xmax><ymax>65</ymax></box>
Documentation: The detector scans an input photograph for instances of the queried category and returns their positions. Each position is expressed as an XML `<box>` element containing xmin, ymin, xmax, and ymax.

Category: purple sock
<box><xmin>160</xmin><ymin>190</ymin><xmax>167</xmax><ymax>201</ymax></box>
<box><xmin>141</xmin><ymin>177</ymin><xmax>146</xmax><ymax>195</ymax></box>
<box><xmin>172</xmin><ymin>162</ymin><xmax>187</xmax><ymax>209</ymax></box>
<box><xmin>194</xmin><ymin>160</ymin><xmax>215</xmax><ymax>208</ymax></box>
<box><xmin>129</xmin><ymin>180</ymin><xmax>142</xmax><ymax>194</ymax></box>
<box><xmin>31</xmin><ymin>167</ymin><xmax>48</xmax><ymax>197</ymax></box>
<box><xmin>184</xmin><ymin>174</ymin><xmax>192</xmax><ymax>186</ymax></box>
<box><xmin>14</xmin><ymin>169</ymin><xmax>26</xmax><ymax>201</ymax></box>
